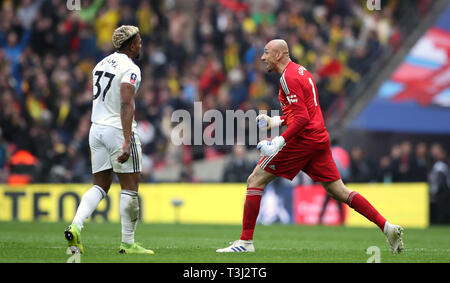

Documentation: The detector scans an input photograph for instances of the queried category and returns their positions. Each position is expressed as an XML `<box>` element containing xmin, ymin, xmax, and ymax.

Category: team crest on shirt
<box><xmin>130</xmin><ymin>73</ymin><xmax>137</xmax><ymax>84</ymax></box>
<box><xmin>298</xmin><ymin>66</ymin><xmax>306</xmax><ymax>76</ymax></box>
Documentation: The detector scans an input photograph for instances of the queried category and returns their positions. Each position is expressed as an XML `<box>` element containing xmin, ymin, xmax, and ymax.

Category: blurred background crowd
<box><xmin>0</xmin><ymin>0</ymin><xmax>447</xmax><ymax>190</ymax></box>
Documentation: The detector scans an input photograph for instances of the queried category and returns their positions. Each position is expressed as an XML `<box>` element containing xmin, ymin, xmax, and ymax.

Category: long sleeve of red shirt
<box><xmin>280</xmin><ymin>99</ymin><xmax>310</xmax><ymax>142</ymax></box>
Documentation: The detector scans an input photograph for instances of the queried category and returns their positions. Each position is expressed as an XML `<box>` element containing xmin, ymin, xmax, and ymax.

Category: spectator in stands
<box><xmin>392</xmin><ymin>141</ymin><xmax>415</xmax><ymax>182</ymax></box>
<box><xmin>77</xmin><ymin>0</ymin><xmax>104</xmax><ymax>24</ymax></box>
<box><xmin>429</xmin><ymin>143</ymin><xmax>450</xmax><ymax>224</ymax></box>
<box><xmin>376</xmin><ymin>155</ymin><xmax>393</xmax><ymax>183</ymax></box>
<box><xmin>94</xmin><ymin>0</ymin><xmax>120</xmax><ymax>51</ymax></box>
<box><xmin>349</xmin><ymin>146</ymin><xmax>373</xmax><ymax>183</ymax></box>
<box><xmin>412</xmin><ymin>142</ymin><xmax>430</xmax><ymax>182</ymax></box>
<box><xmin>16</xmin><ymin>0</ymin><xmax>45</xmax><ymax>29</ymax></box>
<box><xmin>179</xmin><ymin>163</ymin><xmax>198</xmax><ymax>183</ymax></box>
<box><xmin>222</xmin><ymin>145</ymin><xmax>255</xmax><ymax>183</ymax></box>
<box><xmin>2</xmin><ymin>27</ymin><xmax>31</xmax><ymax>95</ymax></box>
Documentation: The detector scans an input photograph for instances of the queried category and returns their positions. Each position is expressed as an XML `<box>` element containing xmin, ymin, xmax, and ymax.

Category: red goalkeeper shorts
<box><xmin>258</xmin><ymin>140</ymin><xmax>341</xmax><ymax>182</ymax></box>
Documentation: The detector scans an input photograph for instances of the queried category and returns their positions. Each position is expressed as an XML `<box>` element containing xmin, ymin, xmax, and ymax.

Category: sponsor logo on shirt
<box><xmin>287</xmin><ymin>94</ymin><xmax>298</xmax><ymax>104</ymax></box>
<box><xmin>298</xmin><ymin>66</ymin><xmax>306</xmax><ymax>76</ymax></box>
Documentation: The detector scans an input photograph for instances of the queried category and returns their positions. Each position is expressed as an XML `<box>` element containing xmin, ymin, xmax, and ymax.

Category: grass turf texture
<box><xmin>0</xmin><ymin>221</ymin><xmax>449</xmax><ymax>263</ymax></box>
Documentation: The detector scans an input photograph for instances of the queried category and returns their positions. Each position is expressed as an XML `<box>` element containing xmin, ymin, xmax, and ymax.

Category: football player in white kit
<box><xmin>64</xmin><ymin>25</ymin><xmax>154</xmax><ymax>255</ymax></box>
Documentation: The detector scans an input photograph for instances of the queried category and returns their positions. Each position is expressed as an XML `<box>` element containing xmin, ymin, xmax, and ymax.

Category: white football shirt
<box><xmin>91</xmin><ymin>52</ymin><xmax>141</xmax><ymax>131</ymax></box>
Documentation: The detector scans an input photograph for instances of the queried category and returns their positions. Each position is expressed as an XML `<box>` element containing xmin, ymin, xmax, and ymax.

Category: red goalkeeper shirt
<box><xmin>278</xmin><ymin>61</ymin><xmax>329</xmax><ymax>147</ymax></box>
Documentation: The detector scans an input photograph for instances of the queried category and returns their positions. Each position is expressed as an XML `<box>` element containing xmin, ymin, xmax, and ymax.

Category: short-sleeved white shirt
<box><xmin>91</xmin><ymin>52</ymin><xmax>141</xmax><ymax>131</ymax></box>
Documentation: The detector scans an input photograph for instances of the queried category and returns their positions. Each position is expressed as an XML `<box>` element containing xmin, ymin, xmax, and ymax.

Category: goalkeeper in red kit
<box><xmin>216</xmin><ymin>39</ymin><xmax>404</xmax><ymax>254</ymax></box>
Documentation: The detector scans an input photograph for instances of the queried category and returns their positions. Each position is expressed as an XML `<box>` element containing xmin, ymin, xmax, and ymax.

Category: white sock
<box><xmin>384</xmin><ymin>221</ymin><xmax>391</xmax><ymax>235</ymax></box>
<box><xmin>72</xmin><ymin>185</ymin><xmax>106</xmax><ymax>230</ymax></box>
<box><xmin>120</xmin><ymin>190</ymin><xmax>139</xmax><ymax>245</ymax></box>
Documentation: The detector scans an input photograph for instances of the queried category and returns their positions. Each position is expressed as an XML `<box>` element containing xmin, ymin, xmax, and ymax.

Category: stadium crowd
<box><xmin>0</xmin><ymin>0</ymin><xmax>441</xmax><ymax>185</ymax></box>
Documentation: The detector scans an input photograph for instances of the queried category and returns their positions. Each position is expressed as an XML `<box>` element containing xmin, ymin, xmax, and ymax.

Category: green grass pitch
<box><xmin>0</xmin><ymin>221</ymin><xmax>449</xmax><ymax>263</ymax></box>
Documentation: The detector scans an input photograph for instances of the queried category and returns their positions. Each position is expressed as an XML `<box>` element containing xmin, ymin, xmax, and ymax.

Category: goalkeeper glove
<box><xmin>256</xmin><ymin>114</ymin><xmax>284</xmax><ymax>130</ymax></box>
<box><xmin>257</xmin><ymin>136</ymin><xmax>285</xmax><ymax>156</ymax></box>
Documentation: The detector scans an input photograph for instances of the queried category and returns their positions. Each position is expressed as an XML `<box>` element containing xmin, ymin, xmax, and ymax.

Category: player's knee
<box><xmin>246</xmin><ymin>174</ymin><xmax>255</xmax><ymax>187</ymax></box>
<box><xmin>102</xmin><ymin>185</ymin><xmax>111</xmax><ymax>194</ymax></box>
<box><xmin>247</xmin><ymin>173</ymin><xmax>269</xmax><ymax>189</ymax></box>
<box><xmin>247</xmin><ymin>173</ymin><xmax>262</xmax><ymax>189</ymax></box>
<box><xmin>93</xmin><ymin>183</ymin><xmax>110</xmax><ymax>194</ymax></box>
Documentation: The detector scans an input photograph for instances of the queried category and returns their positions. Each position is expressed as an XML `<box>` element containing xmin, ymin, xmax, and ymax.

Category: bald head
<box><xmin>267</xmin><ymin>39</ymin><xmax>290</xmax><ymax>57</ymax></box>
<box><xmin>261</xmin><ymin>39</ymin><xmax>291</xmax><ymax>73</ymax></box>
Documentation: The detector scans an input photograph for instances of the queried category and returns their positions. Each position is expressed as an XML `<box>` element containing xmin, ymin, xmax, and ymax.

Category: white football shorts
<box><xmin>89</xmin><ymin>123</ymin><xmax>142</xmax><ymax>174</ymax></box>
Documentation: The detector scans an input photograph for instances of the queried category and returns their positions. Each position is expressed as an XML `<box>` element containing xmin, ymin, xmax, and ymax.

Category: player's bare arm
<box><xmin>118</xmin><ymin>83</ymin><xmax>135</xmax><ymax>164</ymax></box>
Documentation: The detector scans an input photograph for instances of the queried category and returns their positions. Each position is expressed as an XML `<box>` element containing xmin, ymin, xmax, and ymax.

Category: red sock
<box><xmin>240</xmin><ymin>188</ymin><xmax>264</xmax><ymax>240</ymax></box>
<box><xmin>346</xmin><ymin>191</ymin><xmax>386</xmax><ymax>232</ymax></box>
